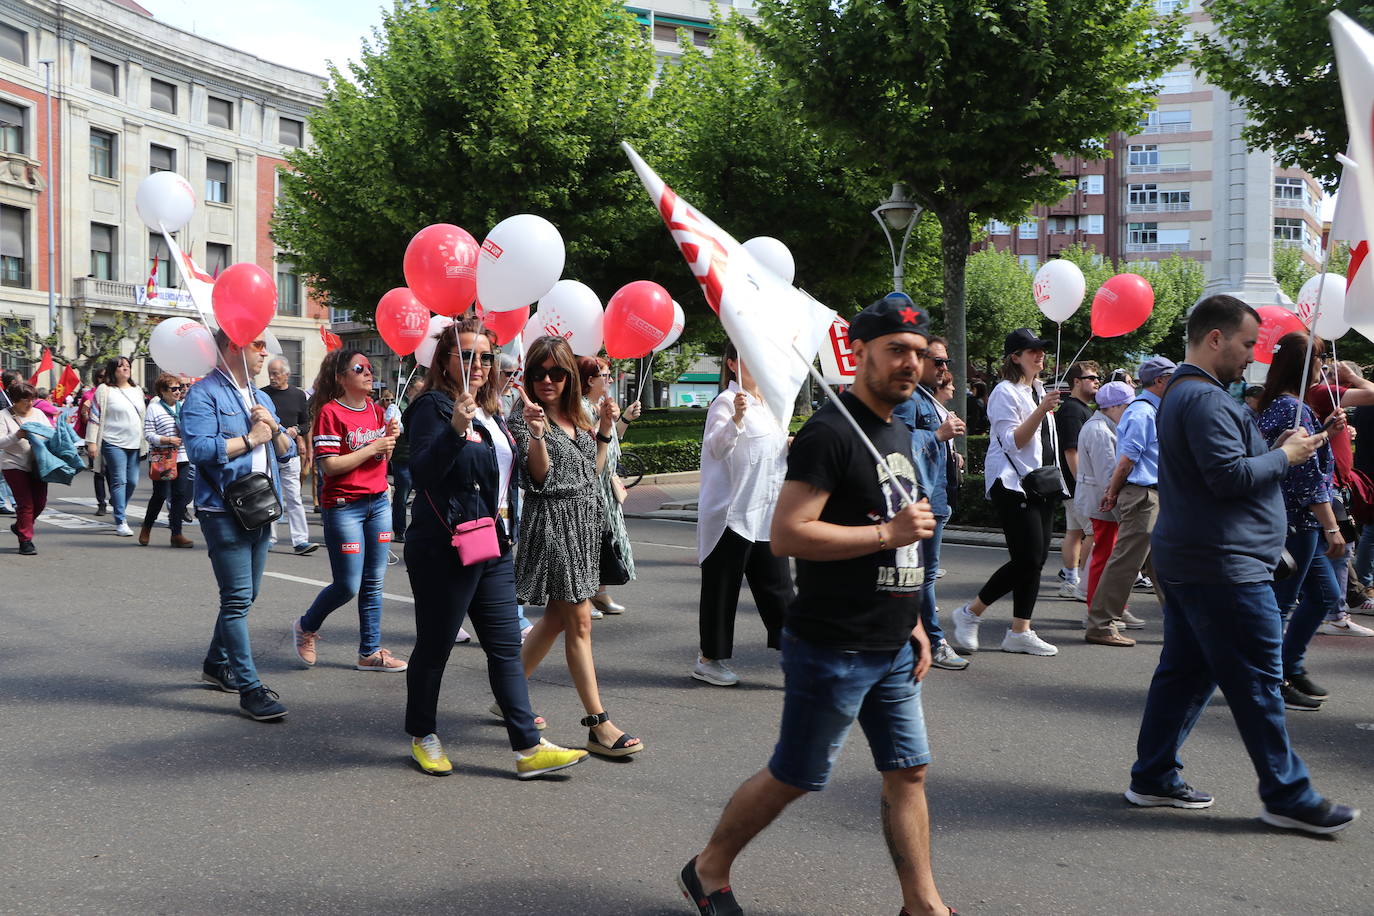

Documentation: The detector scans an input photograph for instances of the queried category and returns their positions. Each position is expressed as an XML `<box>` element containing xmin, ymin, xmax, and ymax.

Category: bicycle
<box><xmin>616</xmin><ymin>450</ymin><xmax>645</xmax><ymax>489</ymax></box>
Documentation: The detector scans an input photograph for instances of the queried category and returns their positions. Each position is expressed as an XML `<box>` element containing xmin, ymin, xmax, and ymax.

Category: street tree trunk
<box><xmin>936</xmin><ymin>206</ymin><xmax>972</xmax><ymax>455</ymax></box>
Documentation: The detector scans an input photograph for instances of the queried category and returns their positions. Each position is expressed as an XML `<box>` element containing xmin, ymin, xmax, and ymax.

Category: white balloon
<box><xmin>1032</xmin><ymin>259</ymin><xmax>1086</xmax><ymax>324</ymax></box>
<box><xmin>1297</xmin><ymin>273</ymin><xmax>1349</xmax><ymax>339</ymax></box>
<box><xmin>149</xmin><ymin>317</ymin><xmax>217</xmax><ymax>377</ymax></box>
<box><xmin>262</xmin><ymin>328</ymin><xmax>283</xmax><ymax>357</ymax></box>
<box><xmin>476</xmin><ymin>214</ymin><xmax>566</xmax><ymax>312</ymax></box>
<box><xmin>534</xmin><ymin>280</ymin><xmax>604</xmax><ymax>356</ymax></box>
<box><xmin>743</xmin><ymin>236</ymin><xmax>795</xmax><ymax>285</ymax></box>
<box><xmin>136</xmin><ymin>172</ymin><xmax>197</xmax><ymax>233</ymax></box>
<box><xmin>414</xmin><ymin>314</ymin><xmax>454</xmax><ymax>368</ymax></box>
<box><xmin>653</xmin><ymin>300</ymin><xmax>686</xmax><ymax>353</ymax></box>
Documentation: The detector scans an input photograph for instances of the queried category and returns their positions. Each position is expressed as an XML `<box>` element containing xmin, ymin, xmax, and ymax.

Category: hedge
<box><xmin>953</xmin><ymin>473</ymin><xmax>1068</xmax><ymax>533</ymax></box>
<box><xmin>620</xmin><ymin>439</ymin><xmax>700</xmax><ymax>475</ymax></box>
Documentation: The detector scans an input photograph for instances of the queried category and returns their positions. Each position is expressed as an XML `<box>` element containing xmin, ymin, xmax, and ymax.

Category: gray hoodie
<box><xmin>1151</xmin><ymin>362</ymin><xmax>1289</xmax><ymax>585</ymax></box>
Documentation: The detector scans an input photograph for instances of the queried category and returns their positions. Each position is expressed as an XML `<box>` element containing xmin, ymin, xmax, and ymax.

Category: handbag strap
<box><xmin>993</xmin><ymin>383</ymin><xmax>1059</xmax><ymax>477</ymax></box>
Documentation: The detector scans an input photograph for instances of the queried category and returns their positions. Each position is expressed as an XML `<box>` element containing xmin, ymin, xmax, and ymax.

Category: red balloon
<box><xmin>1253</xmin><ymin>305</ymin><xmax>1308</xmax><ymax>365</ymax></box>
<box><xmin>603</xmin><ymin>281</ymin><xmax>674</xmax><ymax>359</ymax></box>
<box><xmin>404</xmin><ymin>224</ymin><xmax>480</xmax><ymax>317</ymax></box>
<box><xmin>483</xmin><ymin>304</ymin><xmax>529</xmax><ymax>346</ymax></box>
<box><xmin>212</xmin><ymin>263</ymin><xmax>276</xmax><ymax>348</ymax></box>
<box><xmin>1090</xmin><ymin>273</ymin><xmax>1155</xmax><ymax>338</ymax></box>
<box><xmin>376</xmin><ymin>288</ymin><xmax>430</xmax><ymax>357</ymax></box>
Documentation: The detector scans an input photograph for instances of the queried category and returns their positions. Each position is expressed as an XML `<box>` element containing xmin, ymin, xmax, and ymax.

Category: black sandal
<box><xmin>582</xmin><ymin>711</ymin><xmax>645</xmax><ymax>758</ymax></box>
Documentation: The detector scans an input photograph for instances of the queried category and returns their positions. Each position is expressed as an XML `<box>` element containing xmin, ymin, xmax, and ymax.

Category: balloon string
<box><xmin>634</xmin><ymin>351</ymin><xmax>656</xmax><ymax>405</ymax></box>
<box><xmin>1296</xmin><ymin>239</ymin><xmax>1336</xmax><ymax>429</ymax></box>
<box><xmin>1054</xmin><ymin>323</ymin><xmax>1063</xmax><ymax>387</ymax></box>
<box><xmin>1055</xmin><ymin>336</ymin><xmax>1094</xmax><ymax>389</ymax></box>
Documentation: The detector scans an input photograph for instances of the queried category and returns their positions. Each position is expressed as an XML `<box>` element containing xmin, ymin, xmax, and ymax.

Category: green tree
<box><xmin>0</xmin><ymin>309</ymin><xmax>152</xmax><ymax>385</ymax></box>
<box><xmin>959</xmin><ymin>248</ymin><xmax>1041</xmax><ymax>373</ymax></box>
<box><xmin>1197</xmin><ymin>1</ymin><xmax>1374</xmax><ymax>187</ymax></box>
<box><xmin>746</xmin><ymin>0</ymin><xmax>1185</xmax><ymax>422</ymax></box>
<box><xmin>272</xmin><ymin>0</ymin><xmax>657</xmax><ymax>325</ymax></box>
<box><xmin>1273</xmin><ymin>243</ymin><xmax>1315</xmax><ymax>301</ymax></box>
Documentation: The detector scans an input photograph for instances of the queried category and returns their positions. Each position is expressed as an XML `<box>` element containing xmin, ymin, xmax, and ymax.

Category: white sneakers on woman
<box><xmin>1000</xmin><ymin>629</ymin><xmax>1059</xmax><ymax>656</ymax></box>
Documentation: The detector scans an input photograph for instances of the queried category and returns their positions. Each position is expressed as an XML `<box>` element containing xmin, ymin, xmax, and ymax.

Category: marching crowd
<box><xmin>1</xmin><ymin>290</ymin><xmax>1366</xmax><ymax>915</ymax></box>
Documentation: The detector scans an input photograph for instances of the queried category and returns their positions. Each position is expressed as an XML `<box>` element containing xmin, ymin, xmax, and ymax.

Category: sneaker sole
<box><xmin>1259</xmin><ymin>808</ymin><xmax>1359</xmax><ymax>835</ymax></box>
<box><xmin>411</xmin><ymin>750</ymin><xmax>453</xmax><ymax>776</ymax></box>
<box><xmin>930</xmin><ymin>660</ymin><xmax>970</xmax><ymax>670</ymax></box>
<box><xmin>294</xmin><ymin>545</ymin><xmax>320</xmax><ymax>556</ymax></box>
<box><xmin>200</xmin><ymin>671</ymin><xmax>236</xmax><ymax>693</ymax></box>
<box><xmin>691</xmin><ymin>671</ymin><xmax>739</xmax><ymax>686</ymax></box>
<box><xmin>239</xmin><ymin>705</ymin><xmax>287</xmax><ymax>721</ymax></box>
<box><xmin>1124</xmin><ymin>789</ymin><xmax>1213</xmax><ymax>809</ymax></box>
<box><xmin>1318</xmin><ymin>628</ymin><xmax>1374</xmax><ymax>637</ymax></box>
<box><xmin>516</xmin><ymin>755</ymin><xmax>586</xmax><ymax>780</ymax></box>
<box><xmin>1001</xmin><ymin>645</ymin><xmax>1059</xmax><ymax>656</ymax></box>
<box><xmin>1283</xmin><ymin>702</ymin><xmax>1322</xmax><ymax>711</ymax></box>
<box><xmin>356</xmin><ymin>663</ymin><xmax>409</xmax><ymax>672</ymax></box>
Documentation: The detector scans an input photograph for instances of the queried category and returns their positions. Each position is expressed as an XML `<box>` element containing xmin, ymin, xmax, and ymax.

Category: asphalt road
<box><xmin>3</xmin><ymin>493</ymin><xmax>1373</xmax><ymax>915</ymax></box>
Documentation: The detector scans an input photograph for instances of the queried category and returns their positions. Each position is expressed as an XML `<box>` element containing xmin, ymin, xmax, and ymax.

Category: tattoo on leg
<box><xmin>881</xmin><ymin>795</ymin><xmax>905</xmax><ymax>869</ymax></box>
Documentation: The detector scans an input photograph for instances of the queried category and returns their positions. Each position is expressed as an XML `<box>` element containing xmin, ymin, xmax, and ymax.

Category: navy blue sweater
<box><xmin>1151</xmin><ymin>363</ymin><xmax>1290</xmax><ymax>585</ymax></box>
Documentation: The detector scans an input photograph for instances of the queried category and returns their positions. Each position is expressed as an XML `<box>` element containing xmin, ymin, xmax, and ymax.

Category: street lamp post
<box><xmin>39</xmin><ymin>58</ymin><xmax>56</xmax><ymax>381</ymax></box>
<box><xmin>872</xmin><ymin>183</ymin><xmax>922</xmax><ymax>293</ymax></box>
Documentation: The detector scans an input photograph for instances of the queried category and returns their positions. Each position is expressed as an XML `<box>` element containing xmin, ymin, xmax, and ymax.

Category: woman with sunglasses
<box><xmin>86</xmin><ymin>355</ymin><xmax>148</xmax><ymax>538</ymax></box>
<box><xmin>402</xmin><ymin>321</ymin><xmax>588</xmax><ymax>778</ymax></box>
<box><xmin>577</xmin><ymin>355</ymin><xmax>640</xmax><ymax>617</ymax></box>
<box><xmin>139</xmin><ymin>373</ymin><xmax>194</xmax><ymax>548</ymax></box>
<box><xmin>511</xmin><ymin>336</ymin><xmax>644</xmax><ymax>758</ymax></box>
<box><xmin>291</xmin><ymin>349</ymin><xmax>408</xmax><ymax>673</ymax></box>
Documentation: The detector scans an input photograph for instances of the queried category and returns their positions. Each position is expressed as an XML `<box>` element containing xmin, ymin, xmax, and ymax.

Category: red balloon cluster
<box><xmin>1090</xmin><ymin>273</ymin><xmax>1154</xmax><ymax>338</ymax></box>
<box><xmin>1253</xmin><ymin>305</ymin><xmax>1307</xmax><ymax>365</ymax></box>
<box><xmin>404</xmin><ymin>224</ymin><xmax>480</xmax><ymax>317</ymax></box>
<box><xmin>376</xmin><ymin>288</ymin><xmax>431</xmax><ymax>357</ymax></box>
<box><xmin>603</xmin><ymin>281</ymin><xmax>674</xmax><ymax>358</ymax></box>
<box><xmin>212</xmin><ymin>263</ymin><xmax>276</xmax><ymax>347</ymax></box>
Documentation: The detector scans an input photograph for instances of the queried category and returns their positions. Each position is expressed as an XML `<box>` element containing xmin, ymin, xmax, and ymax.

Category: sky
<box><xmin>146</xmin><ymin>0</ymin><xmax>387</xmax><ymax>76</ymax></box>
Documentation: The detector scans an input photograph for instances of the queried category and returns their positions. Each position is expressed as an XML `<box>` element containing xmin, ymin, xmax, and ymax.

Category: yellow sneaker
<box><xmin>515</xmin><ymin>738</ymin><xmax>588</xmax><ymax>780</ymax></box>
<box><xmin>411</xmin><ymin>733</ymin><xmax>453</xmax><ymax>776</ymax></box>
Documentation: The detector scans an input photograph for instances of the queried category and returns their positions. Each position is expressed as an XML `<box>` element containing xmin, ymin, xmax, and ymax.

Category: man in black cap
<box><xmin>678</xmin><ymin>293</ymin><xmax>952</xmax><ymax>916</ymax></box>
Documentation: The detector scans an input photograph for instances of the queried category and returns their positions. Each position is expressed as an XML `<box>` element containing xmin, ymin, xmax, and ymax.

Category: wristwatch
<box><xmin>596</xmin><ymin>432</ymin><xmax>613</xmax><ymax>444</ymax></box>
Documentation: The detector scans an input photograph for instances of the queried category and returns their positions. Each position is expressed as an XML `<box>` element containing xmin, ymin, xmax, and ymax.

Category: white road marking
<box><xmin>262</xmin><ymin>570</ymin><xmax>414</xmax><ymax>604</ymax></box>
<box><xmin>633</xmin><ymin>541</ymin><xmax>694</xmax><ymax>550</ymax></box>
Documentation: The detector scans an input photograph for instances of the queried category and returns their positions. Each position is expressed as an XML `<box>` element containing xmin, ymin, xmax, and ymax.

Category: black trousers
<box><xmin>698</xmin><ymin>528</ymin><xmax>794</xmax><ymax>660</ymax></box>
<box><xmin>143</xmin><ymin>461</ymin><xmax>191</xmax><ymax>536</ymax></box>
<box><xmin>977</xmin><ymin>480</ymin><xmax>1055</xmax><ymax>620</ymax></box>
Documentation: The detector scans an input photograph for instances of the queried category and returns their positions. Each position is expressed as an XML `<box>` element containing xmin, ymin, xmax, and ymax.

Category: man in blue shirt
<box><xmin>1086</xmin><ymin>356</ymin><xmax>1174</xmax><ymax>646</ymax></box>
<box><xmin>1128</xmin><ymin>294</ymin><xmax>1357</xmax><ymax>835</ymax></box>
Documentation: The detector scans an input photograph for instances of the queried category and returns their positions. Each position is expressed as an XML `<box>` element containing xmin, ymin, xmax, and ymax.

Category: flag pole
<box><xmin>790</xmin><ymin>343</ymin><xmax>914</xmax><ymax>507</ymax></box>
<box><xmin>1296</xmin><ymin>226</ymin><xmax>1336</xmax><ymax>429</ymax></box>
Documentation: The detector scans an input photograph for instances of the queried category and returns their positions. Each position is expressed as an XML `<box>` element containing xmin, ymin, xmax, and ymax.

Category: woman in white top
<box><xmin>692</xmin><ymin>342</ymin><xmax>794</xmax><ymax>687</ymax></box>
<box><xmin>140</xmin><ymin>372</ymin><xmax>194</xmax><ymax>548</ymax></box>
<box><xmin>950</xmin><ymin>328</ymin><xmax>1065</xmax><ymax>657</ymax></box>
<box><xmin>0</xmin><ymin>381</ymin><xmax>53</xmax><ymax>555</ymax></box>
<box><xmin>86</xmin><ymin>355</ymin><xmax>148</xmax><ymax>537</ymax></box>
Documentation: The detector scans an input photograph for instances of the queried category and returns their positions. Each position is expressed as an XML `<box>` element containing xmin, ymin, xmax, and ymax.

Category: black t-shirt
<box><xmin>260</xmin><ymin>384</ymin><xmax>309</xmax><ymax>434</ymax></box>
<box><xmin>783</xmin><ymin>392</ymin><xmax>925</xmax><ymax>651</ymax></box>
<box><xmin>1354</xmin><ymin>405</ymin><xmax>1374</xmax><ymax>477</ymax></box>
<box><xmin>1054</xmin><ymin>395</ymin><xmax>1093</xmax><ymax>493</ymax></box>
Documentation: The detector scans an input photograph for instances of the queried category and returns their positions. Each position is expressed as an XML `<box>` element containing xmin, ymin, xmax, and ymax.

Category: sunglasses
<box><xmin>1078</xmin><ymin>375</ymin><xmax>1101</xmax><ymax>382</ymax></box>
<box><xmin>248</xmin><ymin>340</ymin><xmax>268</xmax><ymax>353</ymax></box>
<box><xmin>453</xmin><ymin>350</ymin><xmax>495</xmax><ymax>368</ymax></box>
<box><xmin>165</xmin><ymin>385</ymin><xmax>184</xmax><ymax>392</ymax></box>
<box><xmin>349</xmin><ymin>363</ymin><xmax>372</xmax><ymax>375</ymax></box>
<box><xmin>930</xmin><ymin>357</ymin><xmax>950</xmax><ymax>368</ymax></box>
<box><xmin>527</xmin><ymin>365</ymin><xmax>570</xmax><ymax>384</ymax></box>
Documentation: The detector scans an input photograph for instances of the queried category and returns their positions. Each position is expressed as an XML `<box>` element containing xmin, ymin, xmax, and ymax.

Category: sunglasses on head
<box><xmin>349</xmin><ymin>362</ymin><xmax>372</xmax><ymax>375</ymax></box>
<box><xmin>454</xmin><ymin>350</ymin><xmax>495</xmax><ymax>368</ymax></box>
<box><xmin>527</xmin><ymin>365</ymin><xmax>570</xmax><ymax>384</ymax></box>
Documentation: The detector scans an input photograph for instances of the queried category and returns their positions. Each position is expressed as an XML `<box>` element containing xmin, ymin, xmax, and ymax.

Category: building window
<box><xmin>1158</xmin><ymin>228</ymin><xmax>1191</xmax><ymax>250</ymax></box>
<box><xmin>1</xmin><ymin>205</ymin><xmax>30</xmax><ymax>288</ymax></box>
<box><xmin>277</xmin><ymin>262</ymin><xmax>301</xmax><ymax>316</ymax></box>
<box><xmin>150</xmin><ymin>78</ymin><xmax>177</xmax><ymax>114</ymax></box>
<box><xmin>1154</xmin><ymin>0</ymin><xmax>1190</xmax><ymax>12</ymax></box>
<box><xmin>0</xmin><ymin>318</ymin><xmax>33</xmax><ymax>375</ymax></box>
<box><xmin>1018</xmin><ymin>255</ymin><xmax>1039</xmax><ymax>270</ymax></box>
<box><xmin>1128</xmin><ymin>222</ymin><xmax>1159</xmax><ymax>246</ymax></box>
<box><xmin>1129</xmin><ymin>182</ymin><xmax>1159</xmax><ymax>208</ymax></box>
<box><xmin>206</xmin><ymin>243</ymin><xmax>231</xmax><ymax>277</ymax></box>
<box><xmin>1049</xmin><ymin>217</ymin><xmax>1077</xmax><ymax>234</ymax></box>
<box><xmin>148</xmin><ymin>232</ymin><xmax>173</xmax><ymax>286</ymax></box>
<box><xmin>1157</xmin><ymin>70</ymin><xmax>1193</xmax><ymax>94</ymax></box>
<box><xmin>207</xmin><ymin>96</ymin><xmax>234</xmax><ymax>130</ymax></box>
<box><xmin>90</xmin><ymin>223</ymin><xmax>116</xmax><ymax>280</ymax></box>
<box><xmin>1085</xmin><ymin>214</ymin><xmax>1105</xmax><ymax>235</ymax></box>
<box><xmin>1139</xmin><ymin>109</ymin><xmax>1191</xmax><ymax>134</ymax></box>
<box><xmin>0</xmin><ymin>23</ymin><xmax>26</xmax><ymax>65</ymax></box>
<box><xmin>1018</xmin><ymin>220</ymin><xmax>1039</xmax><ymax>239</ymax></box>
<box><xmin>90</xmin><ymin>128</ymin><xmax>116</xmax><ymax>179</ymax></box>
<box><xmin>205</xmin><ymin>159</ymin><xmax>231</xmax><ymax>204</ymax></box>
<box><xmin>692</xmin><ymin>28</ymin><xmax>711</xmax><ymax>47</ymax></box>
<box><xmin>278</xmin><ymin>338</ymin><xmax>303</xmax><ymax>387</ymax></box>
<box><xmin>653</xmin><ymin>23</ymin><xmax>680</xmax><ymax>41</ymax></box>
<box><xmin>91</xmin><ymin>58</ymin><xmax>119</xmax><ymax>96</ymax></box>
<box><xmin>1128</xmin><ymin>145</ymin><xmax>1159</xmax><ymax>170</ymax></box>
<box><xmin>1078</xmin><ymin>175</ymin><xmax>1104</xmax><ymax>195</ymax></box>
<box><xmin>331</xmin><ymin>307</ymin><xmax>353</xmax><ymax>325</ymax></box>
<box><xmin>0</xmin><ymin>99</ymin><xmax>27</xmax><ymax>155</ymax></box>
<box><xmin>279</xmin><ymin>117</ymin><xmax>303</xmax><ymax>147</ymax></box>
<box><xmin>1274</xmin><ymin>218</ymin><xmax>1305</xmax><ymax>246</ymax></box>
<box><xmin>1128</xmin><ymin>144</ymin><xmax>1188</xmax><ymax>173</ymax></box>
<box><xmin>149</xmin><ymin>144</ymin><xmax>175</xmax><ymax>175</ymax></box>
<box><xmin>987</xmin><ymin>220</ymin><xmax>1011</xmax><ymax>235</ymax></box>
<box><xmin>1275</xmin><ymin>176</ymin><xmax>1310</xmax><ymax>208</ymax></box>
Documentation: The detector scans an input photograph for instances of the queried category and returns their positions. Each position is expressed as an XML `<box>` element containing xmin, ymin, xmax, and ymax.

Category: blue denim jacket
<box><xmin>183</xmin><ymin>369</ymin><xmax>296</xmax><ymax>512</ymax></box>
<box><xmin>893</xmin><ymin>386</ymin><xmax>950</xmax><ymax>518</ymax></box>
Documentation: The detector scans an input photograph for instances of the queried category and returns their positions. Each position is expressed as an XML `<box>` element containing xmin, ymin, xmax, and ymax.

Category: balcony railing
<box><xmin>1127</xmin><ymin>201</ymin><xmax>1192</xmax><ymax>213</ymax></box>
<box><xmin>1128</xmin><ymin>163</ymin><xmax>1191</xmax><ymax>174</ymax></box>
<box><xmin>1126</xmin><ymin>242</ymin><xmax>1190</xmax><ymax>253</ymax></box>
<box><xmin>1139</xmin><ymin>122</ymin><xmax>1193</xmax><ymax>135</ymax></box>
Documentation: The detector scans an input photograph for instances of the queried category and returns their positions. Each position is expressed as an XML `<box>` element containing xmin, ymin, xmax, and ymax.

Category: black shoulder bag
<box><xmin>216</xmin><ymin>387</ymin><xmax>283</xmax><ymax>530</ymax></box>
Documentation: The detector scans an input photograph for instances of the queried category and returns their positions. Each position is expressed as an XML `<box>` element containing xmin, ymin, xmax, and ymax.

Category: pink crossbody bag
<box><xmin>425</xmin><ymin>491</ymin><xmax>500</xmax><ymax>566</ymax></box>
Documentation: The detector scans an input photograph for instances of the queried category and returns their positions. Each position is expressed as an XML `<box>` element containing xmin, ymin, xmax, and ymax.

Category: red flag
<box><xmin>28</xmin><ymin>347</ymin><xmax>53</xmax><ymax>385</ymax></box>
<box><xmin>320</xmin><ymin>325</ymin><xmax>342</xmax><ymax>351</ymax></box>
<box><xmin>146</xmin><ymin>254</ymin><xmax>159</xmax><ymax>302</ymax></box>
<box><xmin>50</xmin><ymin>364</ymin><xmax>79</xmax><ymax>403</ymax></box>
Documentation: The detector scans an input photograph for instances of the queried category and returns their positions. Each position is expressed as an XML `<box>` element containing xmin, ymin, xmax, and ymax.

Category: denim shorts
<box><xmin>767</xmin><ymin>629</ymin><xmax>931</xmax><ymax>792</ymax></box>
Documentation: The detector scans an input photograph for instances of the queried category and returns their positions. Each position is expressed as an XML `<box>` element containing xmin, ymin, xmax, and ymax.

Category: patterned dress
<box><xmin>584</xmin><ymin>399</ymin><xmax>637</xmax><ymax>582</ymax></box>
<box><xmin>509</xmin><ymin>409</ymin><xmax>604</xmax><ymax>605</ymax></box>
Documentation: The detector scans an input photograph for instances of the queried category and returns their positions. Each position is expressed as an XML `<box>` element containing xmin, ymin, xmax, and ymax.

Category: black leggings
<box><xmin>977</xmin><ymin>480</ymin><xmax>1055</xmax><ymax>620</ymax></box>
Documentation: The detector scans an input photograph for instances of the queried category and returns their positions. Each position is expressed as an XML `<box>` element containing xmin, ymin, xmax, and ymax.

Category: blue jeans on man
<box><xmin>1131</xmin><ymin>581</ymin><xmax>1320</xmax><ymax>814</ymax></box>
<box><xmin>100</xmin><ymin>443</ymin><xmax>140</xmax><ymax>526</ymax></box>
<box><xmin>1272</xmin><ymin>528</ymin><xmax>1343</xmax><ymax>679</ymax></box>
<box><xmin>919</xmin><ymin>516</ymin><xmax>947</xmax><ymax>646</ymax></box>
<box><xmin>300</xmin><ymin>492</ymin><xmax>392</xmax><ymax>656</ymax></box>
<box><xmin>201</xmin><ymin>511</ymin><xmax>272</xmax><ymax>693</ymax></box>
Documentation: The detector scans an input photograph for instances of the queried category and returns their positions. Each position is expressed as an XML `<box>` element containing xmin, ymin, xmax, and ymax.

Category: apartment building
<box><xmin>0</xmin><ymin>0</ymin><xmax>327</xmax><ymax>389</ymax></box>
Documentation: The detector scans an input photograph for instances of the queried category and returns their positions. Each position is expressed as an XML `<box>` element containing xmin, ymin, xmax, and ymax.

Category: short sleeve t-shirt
<box><xmin>783</xmin><ymin>391</ymin><xmax>925</xmax><ymax>652</ymax></box>
<box><xmin>260</xmin><ymin>385</ymin><xmax>309</xmax><ymax>434</ymax></box>
<box><xmin>313</xmin><ymin>399</ymin><xmax>388</xmax><ymax>505</ymax></box>
<box><xmin>1055</xmin><ymin>396</ymin><xmax>1093</xmax><ymax>494</ymax></box>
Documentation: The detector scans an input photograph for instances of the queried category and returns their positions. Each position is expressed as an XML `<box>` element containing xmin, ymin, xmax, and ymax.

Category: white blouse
<box><xmin>982</xmin><ymin>378</ymin><xmax>1061</xmax><ymax>496</ymax></box>
<box><xmin>696</xmin><ymin>382</ymin><xmax>789</xmax><ymax>563</ymax></box>
<box><xmin>475</xmin><ymin>408</ymin><xmax>513</xmax><ymax>510</ymax></box>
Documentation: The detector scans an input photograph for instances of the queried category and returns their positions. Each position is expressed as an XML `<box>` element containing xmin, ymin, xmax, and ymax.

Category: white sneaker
<box><xmin>930</xmin><ymin>641</ymin><xmax>970</xmax><ymax>670</ymax></box>
<box><xmin>1059</xmin><ymin>580</ymin><xmax>1088</xmax><ymax>601</ymax></box>
<box><xmin>1134</xmin><ymin>573</ymin><xmax>1154</xmax><ymax>590</ymax></box>
<box><xmin>1317</xmin><ymin>616</ymin><xmax>1374</xmax><ymax>637</ymax></box>
<box><xmin>1001</xmin><ymin>628</ymin><xmax>1059</xmax><ymax>656</ymax></box>
<box><xmin>692</xmin><ymin>657</ymin><xmax>739</xmax><ymax>686</ymax></box>
<box><xmin>114</xmin><ymin>522</ymin><xmax>133</xmax><ymax>537</ymax></box>
<box><xmin>950</xmin><ymin>603</ymin><xmax>980</xmax><ymax>653</ymax></box>
<box><xmin>1120</xmin><ymin>610</ymin><xmax>1147</xmax><ymax>629</ymax></box>
<box><xmin>455</xmin><ymin>627</ymin><xmax>472</xmax><ymax>644</ymax></box>
<box><xmin>934</xmin><ymin>568</ymin><xmax>946</xmax><ymax>579</ymax></box>
<box><xmin>1353</xmin><ymin>597</ymin><xmax>1374</xmax><ymax>616</ymax></box>
<box><xmin>589</xmin><ymin>607</ymin><xmax>604</xmax><ymax>620</ymax></box>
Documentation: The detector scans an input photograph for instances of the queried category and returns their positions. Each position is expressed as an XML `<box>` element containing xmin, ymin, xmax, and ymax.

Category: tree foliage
<box><xmin>746</xmin><ymin>0</ymin><xmax>1186</xmax><ymax>421</ymax></box>
<box><xmin>1197</xmin><ymin>1</ymin><xmax>1374</xmax><ymax>187</ymax></box>
<box><xmin>959</xmin><ymin>248</ymin><xmax>1041</xmax><ymax>371</ymax></box>
<box><xmin>0</xmin><ymin>309</ymin><xmax>151</xmax><ymax>385</ymax></box>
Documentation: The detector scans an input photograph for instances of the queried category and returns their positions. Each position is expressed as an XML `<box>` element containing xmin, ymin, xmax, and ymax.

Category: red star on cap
<box><xmin>899</xmin><ymin>307</ymin><xmax>920</xmax><ymax>324</ymax></box>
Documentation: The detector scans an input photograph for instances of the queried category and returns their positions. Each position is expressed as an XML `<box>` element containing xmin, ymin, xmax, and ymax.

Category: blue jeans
<box><xmin>201</xmin><ymin>511</ymin><xmax>272</xmax><ymax>693</ymax></box>
<box><xmin>768</xmin><ymin>630</ymin><xmax>930</xmax><ymax>792</ymax></box>
<box><xmin>101</xmin><ymin>443</ymin><xmax>140</xmax><ymax>525</ymax></box>
<box><xmin>1271</xmin><ymin>528</ymin><xmax>1342</xmax><ymax>678</ymax></box>
<box><xmin>0</xmin><ymin>471</ymin><xmax>13</xmax><ymax>508</ymax></box>
<box><xmin>392</xmin><ymin>462</ymin><xmax>413</xmax><ymax>539</ymax></box>
<box><xmin>404</xmin><ymin>543</ymin><xmax>539</xmax><ymax>749</ymax></box>
<box><xmin>919</xmin><ymin>515</ymin><xmax>947</xmax><ymax>646</ymax></box>
<box><xmin>1355</xmin><ymin>525</ymin><xmax>1374</xmax><ymax>589</ymax></box>
<box><xmin>1131</xmin><ymin>581</ymin><xmax>1320</xmax><ymax>813</ymax></box>
<box><xmin>300</xmin><ymin>492</ymin><xmax>392</xmax><ymax>656</ymax></box>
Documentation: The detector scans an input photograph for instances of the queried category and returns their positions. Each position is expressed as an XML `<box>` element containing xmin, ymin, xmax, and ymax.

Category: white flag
<box><xmin>1330</xmin><ymin>153</ymin><xmax>1374</xmax><ymax>334</ymax></box>
<box><xmin>160</xmin><ymin>230</ymin><xmax>216</xmax><ymax>319</ymax></box>
<box><xmin>1330</xmin><ymin>13</ymin><xmax>1374</xmax><ymax>260</ymax></box>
